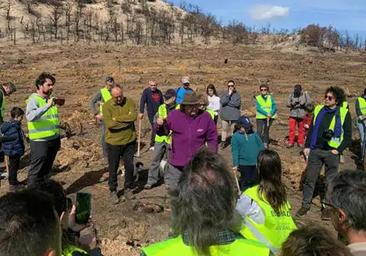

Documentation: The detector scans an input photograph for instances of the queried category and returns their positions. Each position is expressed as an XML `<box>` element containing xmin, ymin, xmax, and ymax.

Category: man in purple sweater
<box><xmin>157</xmin><ymin>92</ymin><xmax>218</xmax><ymax>191</ymax></box>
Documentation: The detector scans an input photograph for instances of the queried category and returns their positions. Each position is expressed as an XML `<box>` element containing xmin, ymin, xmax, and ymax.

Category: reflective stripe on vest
<box><xmin>155</xmin><ymin>104</ymin><xmax>180</xmax><ymax>144</ymax></box>
<box><xmin>142</xmin><ymin>235</ymin><xmax>270</xmax><ymax>256</ymax></box>
<box><xmin>62</xmin><ymin>245</ymin><xmax>88</xmax><ymax>256</ymax></box>
<box><xmin>358</xmin><ymin>97</ymin><xmax>366</xmax><ymax>115</ymax></box>
<box><xmin>99</xmin><ymin>87</ymin><xmax>112</xmax><ymax>115</ymax></box>
<box><xmin>313</xmin><ymin>105</ymin><xmax>348</xmax><ymax>148</ymax></box>
<box><xmin>27</xmin><ymin>93</ymin><xmax>60</xmax><ymax>140</ymax></box>
<box><xmin>240</xmin><ymin>185</ymin><xmax>297</xmax><ymax>254</ymax></box>
<box><xmin>256</xmin><ymin>95</ymin><xmax>277</xmax><ymax>119</ymax></box>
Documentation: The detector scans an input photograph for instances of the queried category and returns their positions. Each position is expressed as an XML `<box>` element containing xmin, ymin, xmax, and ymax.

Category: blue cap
<box><xmin>238</xmin><ymin>116</ymin><xmax>252</xmax><ymax>129</ymax></box>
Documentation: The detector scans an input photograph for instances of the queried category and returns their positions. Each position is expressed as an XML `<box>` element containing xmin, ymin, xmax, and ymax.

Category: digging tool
<box><xmin>362</xmin><ymin>120</ymin><xmax>366</xmax><ymax>169</ymax></box>
<box><xmin>136</xmin><ymin>118</ymin><xmax>142</xmax><ymax>157</ymax></box>
<box><xmin>232</xmin><ymin>167</ymin><xmax>241</xmax><ymax>195</ymax></box>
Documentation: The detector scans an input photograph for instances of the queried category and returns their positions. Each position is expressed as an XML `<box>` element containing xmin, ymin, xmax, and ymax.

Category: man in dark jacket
<box><xmin>139</xmin><ymin>80</ymin><xmax>163</xmax><ymax>149</ymax></box>
<box><xmin>0</xmin><ymin>81</ymin><xmax>17</xmax><ymax>124</ymax></box>
<box><xmin>296</xmin><ymin>86</ymin><xmax>352</xmax><ymax>220</ymax></box>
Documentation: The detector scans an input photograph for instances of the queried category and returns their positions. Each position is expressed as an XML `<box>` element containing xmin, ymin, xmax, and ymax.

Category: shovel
<box><xmin>136</xmin><ymin>118</ymin><xmax>142</xmax><ymax>157</ymax></box>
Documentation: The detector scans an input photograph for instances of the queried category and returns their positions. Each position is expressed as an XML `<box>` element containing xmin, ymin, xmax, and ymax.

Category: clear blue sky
<box><xmin>168</xmin><ymin>0</ymin><xmax>366</xmax><ymax>37</ymax></box>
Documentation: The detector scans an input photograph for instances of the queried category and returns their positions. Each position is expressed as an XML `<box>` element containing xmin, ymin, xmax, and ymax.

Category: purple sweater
<box><xmin>166</xmin><ymin>110</ymin><xmax>218</xmax><ymax>167</ymax></box>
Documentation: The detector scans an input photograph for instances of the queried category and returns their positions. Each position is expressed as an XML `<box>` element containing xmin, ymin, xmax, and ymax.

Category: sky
<box><xmin>168</xmin><ymin>0</ymin><xmax>366</xmax><ymax>38</ymax></box>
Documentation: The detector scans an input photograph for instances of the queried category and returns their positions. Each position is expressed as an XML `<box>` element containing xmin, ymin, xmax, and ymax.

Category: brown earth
<box><xmin>0</xmin><ymin>42</ymin><xmax>365</xmax><ymax>255</ymax></box>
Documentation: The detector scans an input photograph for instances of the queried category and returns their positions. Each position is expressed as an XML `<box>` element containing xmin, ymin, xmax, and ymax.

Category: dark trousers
<box><xmin>28</xmin><ymin>138</ymin><xmax>61</xmax><ymax>188</ymax></box>
<box><xmin>8</xmin><ymin>155</ymin><xmax>21</xmax><ymax>185</ymax></box>
<box><xmin>149</xmin><ymin>120</ymin><xmax>156</xmax><ymax>147</ymax></box>
<box><xmin>302</xmin><ymin>149</ymin><xmax>339</xmax><ymax>208</ymax></box>
<box><xmin>256</xmin><ymin>118</ymin><xmax>273</xmax><ymax>144</ymax></box>
<box><xmin>238</xmin><ymin>165</ymin><xmax>258</xmax><ymax>191</ymax></box>
<box><xmin>107</xmin><ymin>141</ymin><xmax>136</xmax><ymax>192</ymax></box>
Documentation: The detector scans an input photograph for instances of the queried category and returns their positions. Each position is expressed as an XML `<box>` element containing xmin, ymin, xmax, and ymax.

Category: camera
<box><xmin>322</xmin><ymin>129</ymin><xmax>334</xmax><ymax>141</ymax></box>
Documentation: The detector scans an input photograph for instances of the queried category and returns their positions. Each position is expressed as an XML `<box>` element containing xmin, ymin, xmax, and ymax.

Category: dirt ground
<box><xmin>0</xmin><ymin>41</ymin><xmax>365</xmax><ymax>255</ymax></box>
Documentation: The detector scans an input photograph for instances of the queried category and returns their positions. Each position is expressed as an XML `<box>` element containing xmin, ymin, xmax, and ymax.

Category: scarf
<box><xmin>310</xmin><ymin>106</ymin><xmax>342</xmax><ymax>149</ymax></box>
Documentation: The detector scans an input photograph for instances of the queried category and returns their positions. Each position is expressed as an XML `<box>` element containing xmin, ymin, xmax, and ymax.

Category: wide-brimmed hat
<box><xmin>182</xmin><ymin>92</ymin><xmax>199</xmax><ymax>105</ymax></box>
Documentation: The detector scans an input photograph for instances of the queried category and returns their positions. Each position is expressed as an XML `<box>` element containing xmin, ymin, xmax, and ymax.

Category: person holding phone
<box><xmin>26</xmin><ymin>72</ymin><xmax>62</xmax><ymax>188</ymax></box>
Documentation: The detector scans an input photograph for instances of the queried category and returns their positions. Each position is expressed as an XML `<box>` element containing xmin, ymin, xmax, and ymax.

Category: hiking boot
<box><xmin>296</xmin><ymin>206</ymin><xmax>310</xmax><ymax>217</ymax></box>
<box><xmin>144</xmin><ymin>184</ymin><xmax>153</xmax><ymax>190</ymax></box>
<box><xmin>321</xmin><ymin>208</ymin><xmax>333</xmax><ymax>221</ymax></box>
<box><xmin>110</xmin><ymin>191</ymin><xmax>120</xmax><ymax>205</ymax></box>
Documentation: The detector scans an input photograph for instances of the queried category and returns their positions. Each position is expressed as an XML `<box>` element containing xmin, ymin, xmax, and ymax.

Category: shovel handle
<box><xmin>136</xmin><ymin>118</ymin><xmax>142</xmax><ymax>157</ymax></box>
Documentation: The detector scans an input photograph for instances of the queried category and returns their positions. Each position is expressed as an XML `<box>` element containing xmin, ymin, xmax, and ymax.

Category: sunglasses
<box><xmin>260</xmin><ymin>89</ymin><xmax>268</xmax><ymax>92</ymax></box>
<box><xmin>228</xmin><ymin>84</ymin><xmax>235</xmax><ymax>87</ymax></box>
<box><xmin>325</xmin><ymin>95</ymin><xmax>334</xmax><ymax>100</ymax></box>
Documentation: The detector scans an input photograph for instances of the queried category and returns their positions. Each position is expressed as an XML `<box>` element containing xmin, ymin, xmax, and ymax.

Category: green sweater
<box><xmin>231</xmin><ymin>131</ymin><xmax>264</xmax><ymax>166</ymax></box>
<box><xmin>102</xmin><ymin>97</ymin><xmax>137</xmax><ymax>145</ymax></box>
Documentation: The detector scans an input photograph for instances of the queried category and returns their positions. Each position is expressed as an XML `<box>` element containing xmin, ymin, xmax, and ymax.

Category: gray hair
<box><xmin>170</xmin><ymin>148</ymin><xmax>241</xmax><ymax>256</ymax></box>
<box><xmin>329</xmin><ymin>170</ymin><xmax>366</xmax><ymax>231</ymax></box>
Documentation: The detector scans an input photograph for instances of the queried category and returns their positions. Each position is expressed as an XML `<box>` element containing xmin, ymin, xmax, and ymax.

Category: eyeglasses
<box><xmin>325</xmin><ymin>95</ymin><xmax>334</xmax><ymax>101</ymax></box>
<box><xmin>228</xmin><ymin>84</ymin><xmax>235</xmax><ymax>87</ymax></box>
<box><xmin>260</xmin><ymin>89</ymin><xmax>268</xmax><ymax>92</ymax></box>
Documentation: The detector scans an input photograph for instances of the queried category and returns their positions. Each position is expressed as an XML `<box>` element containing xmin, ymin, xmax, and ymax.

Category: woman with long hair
<box><xmin>206</xmin><ymin>84</ymin><xmax>220</xmax><ymax>124</ymax></box>
<box><xmin>236</xmin><ymin>149</ymin><xmax>296</xmax><ymax>254</ymax></box>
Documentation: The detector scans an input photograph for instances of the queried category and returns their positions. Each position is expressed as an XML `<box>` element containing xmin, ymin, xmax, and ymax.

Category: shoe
<box><xmin>110</xmin><ymin>191</ymin><xmax>120</xmax><ymax>204</ymax></box>
<box><xmin>295</xmin><ymin>206</ymin><xmax>310</xmax><ymax>217</ymax></box>
<box><xmin>99</xmin><ymin>172</ymin><xmax>109</xmax><ymax>183</ymax></box>
<box><xmin>124</xmin><ymin>188</ymin><xmax>135</xmax><ymax>200</ymax></box>
<box><xmin>220</xmin><ymin>142</ymin><xmax>227</xmax><ymax>150</ymax></box>
<box><xmin>321</xmin><ymin>208</ymin><xmax>333</xmax><ymax>221</ymax></box>
<box><xmin>287</xmin><ymin>143</ymin><xmax>294</xmax><ymax>148</ymax></box>
<box><xmin>0</xmin><ymin>172</ymin><xmax>8</xmax><ymax>179</ymax></box>
<box><xmin>149</xmin><ymin>146</ymin><xmax>155</xmax><ymax>151</ymax></box>
<box><xmin>298</xmin><ymin>144</ymin><xmax>304</xmax><ymax>148</ymax></box>
<box><xmin>144</xmin><ymin>184</ymin><xmax>153</xmax><ymax>190</ymax></box>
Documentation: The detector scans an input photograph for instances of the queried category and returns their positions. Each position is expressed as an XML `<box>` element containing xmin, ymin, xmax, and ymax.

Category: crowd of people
<box><xmin>0</xmin><ymin>73</ymin><xmax>365</xmax><ymax>255</ymax></box>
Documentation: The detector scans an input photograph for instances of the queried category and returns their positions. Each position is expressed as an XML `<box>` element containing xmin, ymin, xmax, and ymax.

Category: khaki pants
<box><xmin>221</xmin><ymin>120</ymin><xmax>236</xmax><ymax>142</ymax></box>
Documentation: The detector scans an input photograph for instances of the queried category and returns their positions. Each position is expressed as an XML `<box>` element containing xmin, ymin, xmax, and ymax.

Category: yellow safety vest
<box><xmin>27</xmin><ymin>93</ymin><xmax>60</xmax><ymax>140</ymax></box>
<box><xmin>256</xmin><ymin>95</ymin><xmax>277</xmax><ymax>119</ymax></box>
<box><xmin>240</xmin><ymin>185</ymin><xmax>297</xmax><ymax>253</ymax></box>
<box><xmin>342</xmin><ymin>101</ymin><xmax>349</xmax><ymax>109</ymax></box>
<box><xmin>206</xmin><ymin>108</ymin><xmax>215</xmax><ymax>120</ymax></box>
<box><xmin>313</xmin><ymin>105</ymin><xmax>348</xmax><ymax>149</ymax></box>
<box><xmin>62</xmin><ymin>245</ymin><xmax>88</xmax><ymax>256</ymax></box>
<box><xmin>142</xmin><ymin>234</ymin><xmax>270</xmax><ymax>256</ymax></box>
<box><xmin>155</xmin><ymin>104</ymin><xmax>179</xmax><ymax>144</ymax></box>
<box><xmin>99</xmin><ymin>87</ymin><xmax>112</xmax><ymax>115</ymax></box>
<box><xmin>357</xmin><ymin>97</ymin><xmax>366</xmax><ymax>115</ymax></box>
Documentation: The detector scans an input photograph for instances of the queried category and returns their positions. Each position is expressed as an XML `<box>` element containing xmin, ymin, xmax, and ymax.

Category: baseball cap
<box><xmin>164</xmin><ymin>89</ymin><xmax>176</xmax><ymax>100</ymax></box>
<box><xmin>182</xmin><ymin>76</ymin><xmax>190</xmax><ymax>84</ymax></box>
<box><xmin>105</xmin><ymin>76</ymin><xmax>114</xmax><ymax>83</ymax></box>
<box><xmin>238</xmin><ymin>116</ymin><xmax>252</xmax><ymax>129</ymax></box>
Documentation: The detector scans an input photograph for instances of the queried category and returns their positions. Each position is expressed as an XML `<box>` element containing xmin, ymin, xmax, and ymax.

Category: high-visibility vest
<box><xmin>256</xmin><ymin>95</ymin><xmax>277</xmax><ymax>119</ymax></box>
<box><xmin>142</xmin><ymin>234</ymin><xmax>270</xmax><ymax>256</ymax></box>
<box><xmin>206</xmin><ymin>108</ymin><xmax>215</xmax><ymax>120</ymax></box>
<box><xmin>357</xmin><ymin>97</ymin><xmax>366</xmax><ymax>115</ymax></box>
<box><xmin>27</xmin><ymin>93</ymin><xmax>60</xmax><ymax>140</ymax></box>
<box><xmin>155</xmin><ymin>104</ymin><xmax>179</xmax><ymax>144</ymax></box>
<box><xmin>99</xmin><ymin>87</ymin><xmax>112</xmax><ymax>115</ymax></box>
<box><xmin>0</xmin><ymin>89</ymin><xmax>5</xmax><ymax>119</ymax></box>
<box><xmin>63</xmin><ymin>245</ymin><xmax>88</xmax><ymax>256</ymax></box>
<box><xmin>313</xmin><ymin>105</ymin><xmax>348</xmax><ymax>149</ymax></box>
<box><xmin>240</xmin><ymin>185</ymin><xmax>297</xmax><ymax>254</ymax></box>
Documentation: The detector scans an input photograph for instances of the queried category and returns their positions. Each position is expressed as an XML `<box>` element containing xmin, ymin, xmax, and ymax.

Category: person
<box><xmin>37</xmin><ymin>180</ymin><xmax>94</xmax><ymax>256</ymax></box>
<box><xmin>176</xmin><ymin>76</ymin><xmax>193</xmax><ymax>104</ymax></box>
<box><xmin>206</xmin><ymin>84</ymin><xmax>220</xmax><ymax>124</ymax></box>
<box><xmin>236</xmin><ymin>149</ymin><xmax>296</xmax><ymax>254</ymax></box>
<box><xmin>286</xmin><ymin>84</ymin><xmax>311</xmax><ymax>148</ymax></box>
<box><xmin>255</xmin><ymin>82</ymin><xmax>277</xmax><ymax>149</ymax></box>
<box><xmin>163</xmin><ymin>92</ymin><xmax>217</xmax><ymax>191</ymax></box>
<box><xmin>197</xmin><ymin>94</ymin><xmax>215</xmax><ymax>119</ymax></box>
<box><xmin>90</xmin><ymin>76</ymin><xmax>115</xmax><ymax>180</ymax></box>
<box><xmin>355</xmin><ymin>89</ymin><xmax>366</xmax><ymax>160</ymax></box>
<box><xmin>26</xmin><ymin>72</ymin><xmax>62</xmax><ymax>188</ymax></box>
<box><xmin>141</xmin><ymin>149</ymin><xmax>270</xmax><ymax>256</ymax></box>
<box><xmin>281</xmin><ymin>225</ymin><xmax>351</xmax><ymax>256</ymax></box>
<box><xmin>102</xmin><ymin>85</ymin><xmax>137</xmax><ymax>204</ymax></box>
<box><xmin>296</xmin><ymin>86</ymin><xmax>352</xmax><ymax>219</ymax></box>
<box><xmin>328</xmin><ymin>170</ymin><xmax>366</xmax><ymax>256</ymax></box>
<box><xmin>220</xmin><ymin>80</ymin><xmax>241</xmax><ymax>149</ymax></box>
<box><xmin>231</xmin><ymin>115</ymin><xmax>264</xmax><ymax>190</ymax></box>
<box><xmin>139</xmin><ymin>80</ymin><xmax>164</xmax><ymax>150</ymax></box>
<box><xmin>0</xmin><ymin>81</ymin><xmax>17</xmax><ymax>124</ymax></box>
<box><xmin>144</xmin><ymin>89</ymin><xmax>178</xmax><ymax>189</ymax></box>
<box><xmin>0</xmin><ymin>189</ymin><xmax>62</xmax><ymax>256</ymax></box>
<box><xmin>1</xmin><ymin>107</ymin><xmax>25</xmax><ymax>191</ymax></box>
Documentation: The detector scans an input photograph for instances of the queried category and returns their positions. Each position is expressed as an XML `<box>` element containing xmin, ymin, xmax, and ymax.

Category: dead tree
<box><xmin>50</xmin><ymin>5</ymin><xmax>62</xmax><ymax>39</ymax></box>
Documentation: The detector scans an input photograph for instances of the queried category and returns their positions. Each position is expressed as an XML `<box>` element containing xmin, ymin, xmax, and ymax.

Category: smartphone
<box><xmin>75</xmin><ymin>192</ymin><xmax>91</xmax><ymax>224</ymax></box>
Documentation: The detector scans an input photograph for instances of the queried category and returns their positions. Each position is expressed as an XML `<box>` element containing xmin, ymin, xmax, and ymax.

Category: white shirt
<box><xmin>207</xmin><ymin>95</ymin><xmax>221</xmax><ymax>114</ymax></box>
<box><xmin>235</xmin><ymin>194</ymin><xmax>265</xmax><ymax>224</ymax></box>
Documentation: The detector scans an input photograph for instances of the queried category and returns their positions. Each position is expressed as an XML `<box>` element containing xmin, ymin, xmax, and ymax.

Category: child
<box><xmin>1</xmin><ymin>107</ymin><xmax>25</xmax><ymax>191</ymax></box>
<box><xmin>231</xmin><ymin>115</ymin><xmax>264</xmax><ymax>191</ymax></box>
